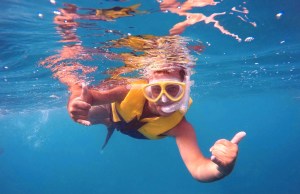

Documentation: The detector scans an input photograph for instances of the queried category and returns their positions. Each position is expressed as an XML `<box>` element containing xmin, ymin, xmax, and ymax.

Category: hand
<box><xmin>210</xmin><ymin>131</ymin><xmax>246</xmax><ymax>175</ymax></box>
<box><xmin>68</xmin><ymin>83</ymin><xmax>92</xmax><ymax>126</ymax></box>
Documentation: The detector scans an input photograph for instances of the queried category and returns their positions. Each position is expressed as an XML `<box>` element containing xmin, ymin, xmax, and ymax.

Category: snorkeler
<box><xmin>67</xmin><ymin>64</ymin><xmax>246</xmax><ymax>182</ymax></box>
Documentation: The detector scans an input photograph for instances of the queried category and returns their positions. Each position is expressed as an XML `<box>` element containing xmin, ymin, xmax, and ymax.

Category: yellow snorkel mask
<box><xmin>142</xmin><ymin>80</ymin><xmax>186</xmax><ymax>103</ymax></box>
<box><xmin>142</xmin><ymin>69</ymin><xmax>192</xmax><ymax>114</ymax></box>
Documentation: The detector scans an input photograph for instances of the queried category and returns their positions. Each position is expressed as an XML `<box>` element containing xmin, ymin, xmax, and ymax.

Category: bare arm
<box><xmin>68</xmin><ymin>83</ymin><xmax>129</xmax><ymax>125</ymax></box>
<box><xmin>166</xmin><ymin>118</ymin><xmax>245</xmax><ymax>182</ymax></box>
<box><xmin>68</xmin><ymin>83</ymin><xmax>129</xmax><ymax>106</ymax></box>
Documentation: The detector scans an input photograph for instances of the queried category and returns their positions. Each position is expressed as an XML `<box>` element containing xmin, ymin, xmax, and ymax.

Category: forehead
<box><xmin>150</xmin><ymin>69</ymin><xmax>181</xmax><ymax>79</ymax></box>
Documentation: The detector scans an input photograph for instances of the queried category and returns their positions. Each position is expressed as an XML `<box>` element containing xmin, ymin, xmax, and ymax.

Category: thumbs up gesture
<box><xmin>68</xmin><ymin>83</ymin><xmax>93</xmax><ymax>126</ymax></box>
<box><xmin>210</xmin><ymin>131</ymin><xmax>246</xmax><ymax>175</ymax></box>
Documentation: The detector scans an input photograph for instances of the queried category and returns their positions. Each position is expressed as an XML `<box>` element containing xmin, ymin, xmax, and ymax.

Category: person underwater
<box><xmin>67</xmin><ymin>65</ymin><xmax>246</xmax><ymax>182</ymax></box>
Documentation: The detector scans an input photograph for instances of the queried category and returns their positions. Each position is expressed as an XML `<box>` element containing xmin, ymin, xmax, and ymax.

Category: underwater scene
<box><xmin>1</xmin><ymin>0</ymin><xmax>300</xmax><ymax>193</ymax></box>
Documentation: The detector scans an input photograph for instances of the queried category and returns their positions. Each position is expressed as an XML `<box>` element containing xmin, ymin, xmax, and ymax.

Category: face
<box><xmin>147</xmin><ymin>69</ymin><xmax>183</xmax><ymax>116</ymax></box>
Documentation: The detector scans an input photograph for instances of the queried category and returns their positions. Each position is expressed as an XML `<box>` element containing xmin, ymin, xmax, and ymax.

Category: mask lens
<box><xmin>144</xmin><ymin>84</ymin><xmax>162</xmax><ymax>100</ymax></box>
<box><xmin>166</xmin><ymin>84</ymin><xmax>182</xmax><ymax>98</ymax></box>
<box><xmin>150</xmin><ymin>85</ymin><xmax>162</xmax><ymax>98</ymax></box>
<box><xmin>143</xmin><ymin>81</ymin><xmax>185</xmax><ymax>102</ymax></box>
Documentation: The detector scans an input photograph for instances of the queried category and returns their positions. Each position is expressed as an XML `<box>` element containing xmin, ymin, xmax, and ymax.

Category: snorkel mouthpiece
<box><xmin>161</xmin><ymin>101</ymin><xmax>182</xmax><ymax>114</ymax></box>
<box><xmin>161</xmin><ymin>72</ymin><xmax>191</xmax><ymax>114</ymax></box>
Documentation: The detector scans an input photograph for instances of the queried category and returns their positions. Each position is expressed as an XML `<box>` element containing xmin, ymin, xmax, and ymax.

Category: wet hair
<box><xmin>151</xmin><ymin>68</ymin><xmax>187</xmax><ymax>81</ymax></box>
<box><xmin>179</xmin><ymin>69</ymin><xmax>186</xmax><ymax>81</ymax></box>
<box><xmin>138</xmin><ymin>35</ymin><xmax>195</xmax><ymax>80</ymax></box>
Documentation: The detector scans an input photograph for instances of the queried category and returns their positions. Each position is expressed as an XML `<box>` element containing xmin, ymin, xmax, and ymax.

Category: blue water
<box><xmin>1</xmin><ymin>0</ymin><xmax>300</xmax><ymax>194</ymax></box>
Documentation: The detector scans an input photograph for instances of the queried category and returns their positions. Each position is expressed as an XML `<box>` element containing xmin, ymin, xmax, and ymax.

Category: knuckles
<box><xmin>68</xmin><ymin>101</ymin><xmax>90</xmax><ymax>121</ymax></box>
<box><xmin>211</xmin><ymin>138</ymin><xmax>240</xmax><ymax>168</ymax></box>
<box><xmin>212</xmin><ymin>141</ymin><xmax>239</xmax><ymax>159</ymax></box>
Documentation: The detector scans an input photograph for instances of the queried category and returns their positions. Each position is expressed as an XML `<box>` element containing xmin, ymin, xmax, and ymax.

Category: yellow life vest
<box><xmin>110</xmin><ymin>80</ymin><xmax>192</xmax><ymax>139</ymax></box>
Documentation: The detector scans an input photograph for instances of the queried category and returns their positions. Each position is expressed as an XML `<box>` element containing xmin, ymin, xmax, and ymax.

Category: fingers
<box><xmin>68</xmin><ymin>96</ymin><xmax>92</xmax><ymax>125</ymax></box>
<box><xmin>210</xmin><ymin>145</ymin><xmax>224</xmax><ymax>165</ymax></box>
<box><xmin>77</xmin><ymin>119</ymin><xmax>91</xmax><ymax>126</ymax></box>
<box><xmin>210</xmin><ymin>140</ymin><xmax>237</xmax><ymax>160</ymax></box>
<box><xmin>210</xmin><ymin>137</ymin><xmax>240</xmax><ymax>168</ymax></box>
<box><xmin>231</xmin><ymin>131</ymin><xmax>246</xmax><ymax>144</ymax></box>
<box><xmin>69</xmin><ymin>99</ymin><xmax>91</xmax><ymax>114</ymax></box>
<box><xmin>70</xmin><ymin>114</ymin><xmax>91</xmax><ymax>126</ymax></box>
<box><xmin>70</xmin><ymin>98</ymin><xmax>91</xmax><ymax>110</ymax></box>
<box><xmin>68</xmin><ymin>83</ymin><xmax>93</xmax><ymax>126</ymax></box>
<box><xmin>209</xmin><ymin>131</ymin><xmax>246</xmax><ymax>174</ymax></box>
<box><xmin>210</xmin><ymin>152</ymin><xmax>225</xmax><ymax>167</ymax></box>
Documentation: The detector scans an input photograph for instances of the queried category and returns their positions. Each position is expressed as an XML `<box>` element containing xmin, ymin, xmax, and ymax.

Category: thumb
<box><xmin>80</xmin><ymin>83</ymin><xmax>89</xmax><ymax>102</ymax></box>
<box><xmin>231</xmin><ymin>131</ymin><xmax>246</xmax><ymax>144</ymax></box>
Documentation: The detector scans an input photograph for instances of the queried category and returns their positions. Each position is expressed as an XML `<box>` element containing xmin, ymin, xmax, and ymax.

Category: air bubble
<box><xmin>276</xmin><ymin>12</ymin><xmax>283</xmax><ymax>19</ymax></box>
<box><xmin>53</xmin><ymin>11</ymin><xmax>61</xmax><ymax>15</ymax></box>
<box><xmin>244</xmin><ymin>37</ymin><xmax>254</xmax><ymax>42</ymax></box>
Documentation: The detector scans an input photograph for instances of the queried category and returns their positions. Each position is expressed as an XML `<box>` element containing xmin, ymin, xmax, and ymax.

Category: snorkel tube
<box><xmin>161</xmin><ymin>70</ymin><xmax>191</xmax><ymax>114</ymax></box>
<box><xmin>179</xmin><ymin>72</ymin><xmax>191</xmax><ymax>113</ymax></box>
